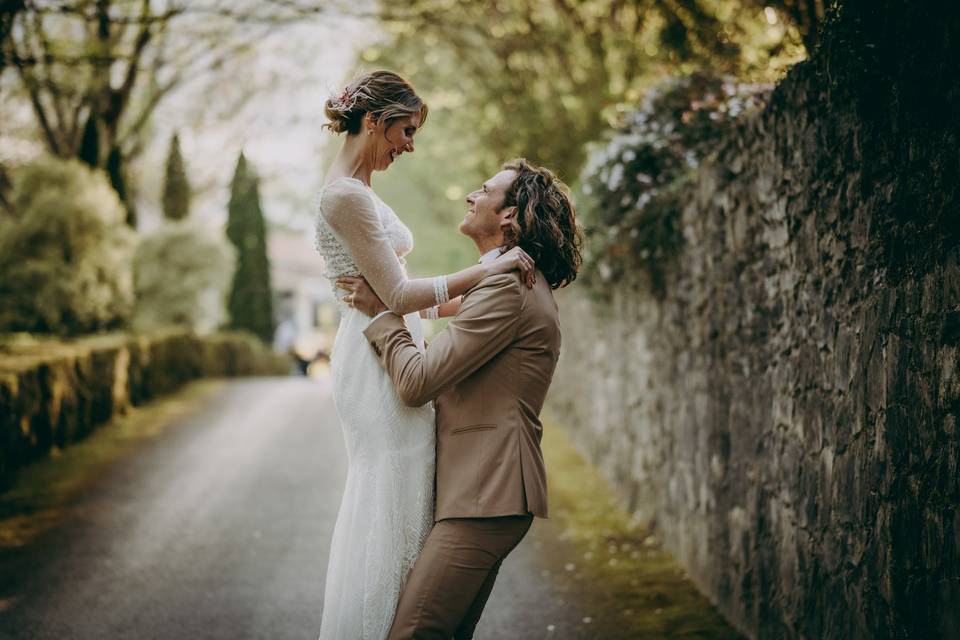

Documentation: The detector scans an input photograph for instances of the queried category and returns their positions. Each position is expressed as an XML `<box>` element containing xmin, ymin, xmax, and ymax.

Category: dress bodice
<box><xmin>314</xmin><ymin>178</ymin><xmax>414</xmax><ymax>304</ymax></box>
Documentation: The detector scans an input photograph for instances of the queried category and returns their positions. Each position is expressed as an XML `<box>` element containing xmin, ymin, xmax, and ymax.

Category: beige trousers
<box><xmin>386</xmin><ymin>514</ymin><xmax>534</xmax><ymax>640</ymax></box>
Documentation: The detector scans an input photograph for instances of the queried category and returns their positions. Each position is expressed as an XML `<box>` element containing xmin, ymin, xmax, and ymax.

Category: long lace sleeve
<box><xmin>320</xmin><ymin>179</ymin><xmax>448</xmax><ymax>315</ymax></box>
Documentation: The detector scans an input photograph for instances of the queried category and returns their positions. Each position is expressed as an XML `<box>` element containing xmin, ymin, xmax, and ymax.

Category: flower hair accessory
<box><xmin>335</xmin><ymin>85</ymin><xmax>357</xmax><ymax>111</ymax></box>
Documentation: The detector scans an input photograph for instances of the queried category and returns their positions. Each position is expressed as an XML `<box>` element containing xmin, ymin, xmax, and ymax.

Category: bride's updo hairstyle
<box><xmin>323</xmin><ymin>70</ymin><xmax>428</xmax><ymax>135</ymax></box>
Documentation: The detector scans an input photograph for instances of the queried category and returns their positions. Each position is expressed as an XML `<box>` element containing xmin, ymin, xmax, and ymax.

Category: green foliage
<box><xmin>133</xmin><ymin>221</ymin><xmax>236</xmax><ymax>334</ymax></box>
<box><xmin>105</xmin><ymin>146</ymin><xmax>135</xmax><ymax>227</ymax></box>
<box><xmin>78</xmin><ymin>114</ymin><xmax>100</xmax><ymax>168</ymax></box>
<box><xmin>367</xmin><ymin>0</ymin><xmax>805</xmax><ymax>277</ymax></box>
<box><xmin>376</xmin><ymin>0</ymin><xmax>805</xmax><ymax>182</ymax></box>
<box><xmin>162</xmin><ymin>133</ymin><xmax>191</xmax><ymax>221</ymax></box>
<box><xmin>225</xmin><ymin>153</ymin><xmax>274</xmax><ymax>343</ymax></box>
<box><xmin>4</xmin><ymin>1</ymin><xmax>324</xmax><ymax>215</ymax></box>
<box><xmin>0</xmin><ymin>158</ymin><xmax>137</xmax><ymax>334</ymax></box>
<box><xmin>579</xmin><ymin>73</ymin><xmax>769</xmax><ymax>294</ymax></box>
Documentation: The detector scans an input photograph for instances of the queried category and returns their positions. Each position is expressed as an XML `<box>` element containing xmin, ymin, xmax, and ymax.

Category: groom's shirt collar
<box><xmin>478</xmin><ymin>247</ymin><xmax>503</xmax><ymax>265</ymax></box>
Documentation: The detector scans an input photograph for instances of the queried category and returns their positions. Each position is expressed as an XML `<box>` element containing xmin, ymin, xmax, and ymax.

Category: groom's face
<box><xmin>460</xmin><ymin>169</ymin><xmax>518</xmax><ymax>245</ymax></box>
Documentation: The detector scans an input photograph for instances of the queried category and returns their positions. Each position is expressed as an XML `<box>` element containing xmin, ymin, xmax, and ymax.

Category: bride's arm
<box><xmin>321</xmin><ymin>181</ymin><xmax>533</xmax><ymax>315</ymax></box>
<box><xmin>419</xmin><ymin>297</ymin><xmax>461</xmax><ymax>319</ymax></box>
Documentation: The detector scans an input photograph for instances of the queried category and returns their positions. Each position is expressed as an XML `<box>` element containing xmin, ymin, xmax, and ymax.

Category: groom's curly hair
<box><xmin>500</xmin><ymin>159</ymin><xmax>583</xmax><ymax>289</ymax></box>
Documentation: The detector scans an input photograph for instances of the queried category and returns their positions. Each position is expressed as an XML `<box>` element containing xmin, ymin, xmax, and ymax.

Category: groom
<box><xmin>344</xmin><ymin>158</ymin><xmax>581</xmax><ymax>639</ymax></box>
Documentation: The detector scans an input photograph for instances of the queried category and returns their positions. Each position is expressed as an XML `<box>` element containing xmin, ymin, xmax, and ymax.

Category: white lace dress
<box><xmin>314</xmin><ymin>177</ymin><xmax>443</xmax><ymax>640</ymax></box>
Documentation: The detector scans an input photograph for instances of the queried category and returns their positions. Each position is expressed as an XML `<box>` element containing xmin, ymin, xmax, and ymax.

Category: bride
<box><xmin>314</xmin><ymin>70</ymin><xmax>534</xmax><ymax>639</ymax></box>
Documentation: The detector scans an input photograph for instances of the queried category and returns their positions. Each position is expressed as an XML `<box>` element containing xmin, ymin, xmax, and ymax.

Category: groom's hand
<box><xmin>336</xmin><ymin>276</ymin><xmax>388</xmax><ymax>318</ymax></box>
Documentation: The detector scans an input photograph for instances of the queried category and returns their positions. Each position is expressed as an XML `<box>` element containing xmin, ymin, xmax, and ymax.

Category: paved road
<box><xmin>0</xmin><ymin>378</ymin><xmax>580</xmax><ymax>640</ymax></box>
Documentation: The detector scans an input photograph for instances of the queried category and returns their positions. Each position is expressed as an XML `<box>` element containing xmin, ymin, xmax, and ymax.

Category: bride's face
<box><xmin>364</xmin><ymin>113</ymin><xmax>421</xmax><ymax>172</ymax></box>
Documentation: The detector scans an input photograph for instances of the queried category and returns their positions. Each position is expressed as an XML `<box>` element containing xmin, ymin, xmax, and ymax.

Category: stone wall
<box><xmin>550</xmin><ymin>2</ymin><xmax>959</xmax><ymax>638</ymax></box>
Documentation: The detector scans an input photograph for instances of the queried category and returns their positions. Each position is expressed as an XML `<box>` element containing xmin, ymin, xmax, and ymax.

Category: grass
<box><xmin>537</xmin><ymin>420</ymin><xmax>743</xmax><ymax>639</ymax></box>
<box><xmin>0</xmin><ymin>379</ymin><xmax>225</xmax><ymax>551</ymax></box>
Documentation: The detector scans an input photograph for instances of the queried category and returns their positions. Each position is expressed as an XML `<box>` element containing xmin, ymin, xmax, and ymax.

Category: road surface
<box><xmin>0</xmin><ymin>378</ymin><xmax>582</xmax><ymax>640</ymax></box>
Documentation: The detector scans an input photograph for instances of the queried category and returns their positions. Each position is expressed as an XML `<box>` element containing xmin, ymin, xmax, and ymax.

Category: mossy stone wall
<box><xmin>551</xmin><ymin>1</ymin><xmax>959</xmax><ymax>637</ymax></box>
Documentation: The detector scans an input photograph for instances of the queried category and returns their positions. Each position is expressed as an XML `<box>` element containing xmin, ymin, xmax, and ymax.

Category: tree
<box><xmin>1</xmin><ymin>0</ymin><xmax>333</xmax><ymax>219</ymax></box>
<box><xmin>225</xmin><ymin>152</ymin><xmax>273</xmax><ymax>343</ymax></box>
<box><xmin>0</xmin><ymin>157</ymin><xmax>136</xmax><ymax>334</ymax></box>
<box><xmin>741</xmin><ymin>0</ymin><xmax>826</xmax><ymax>51</ymax></box>
<box><xmin>133</xmin><ymin>220</ymin><xmax>236</xmax><ymax>333</ymax></box>
<box><xmin>375</xmin><ymin>0</ymin><xmax>808</xmax><ymax>183</ymax></box>
<box><xmin>364</xmin><ymin>0</ymin><xmax>812</xmax><ymax>277</ymax></box>
<box><xmin>162</xmin><ymin>132</ymin><xmax>190</xmax><ymax>220</ymax></box>
<box><xmin>0</xmin><ymin>1</ymin><xmax>25</xmax><ymax>76</ymax></box>
<box><xmin>0</xmin><ymin>1</ymin><xmax>26</xmax><ymax>214</ymax></box>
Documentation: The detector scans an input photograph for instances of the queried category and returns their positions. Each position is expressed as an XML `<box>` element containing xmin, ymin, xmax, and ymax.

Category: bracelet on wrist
<box><xmin>432</xmin><ymin>276</ymin><xmax>450</xmax><ymax>305</ymax></box>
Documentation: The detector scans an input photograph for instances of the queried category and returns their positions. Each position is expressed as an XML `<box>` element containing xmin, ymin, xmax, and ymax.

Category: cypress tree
<box><xmin>225</xmin><ymin>152</ymin><xmax>274</xmax><ymax>342</ymax></box>
<box><xmin>78</xmin><ymin>113</ymin><xmax>100</xmax><ymax>168</ymax></box>
<box><xmin>162</xmin><ymin>133</ymin><xmax>190</xmax><ymax>221</ymax></box>
<box><xmin>106</xmin><ymin>146</ymin><xmax>136</xmax><ymax>227</ymax></box>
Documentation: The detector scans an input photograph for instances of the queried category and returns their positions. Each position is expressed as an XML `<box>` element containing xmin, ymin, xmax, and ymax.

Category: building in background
<box><xmin>268</xmin><ymin>228</ymin><xmax>338</xmax><ymax>365</ymax></box>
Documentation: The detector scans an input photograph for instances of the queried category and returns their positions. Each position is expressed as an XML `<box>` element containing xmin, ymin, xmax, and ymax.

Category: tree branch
<box><xmin>30</xmin><ymin>7</ymin><xmax>70</xmax><ymax>144</ymax></box>
<box><xmin>104</xmin><ymin>0</ymin><xmax>152</xmax><ymax>134</ymax></box>
<box><xmin>10</xmin><ymin>15</ymin><xmax>62</xmax><ymax>155</ymax></box>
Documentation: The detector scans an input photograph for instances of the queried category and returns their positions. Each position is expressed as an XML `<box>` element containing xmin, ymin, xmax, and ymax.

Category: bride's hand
<box><xmin>487</xmin><ymin>246</ymin><xmax>536</xmax><ymax>288</ymax></box>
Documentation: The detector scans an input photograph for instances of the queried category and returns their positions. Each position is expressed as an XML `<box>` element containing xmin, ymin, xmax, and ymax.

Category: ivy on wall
<box><xmin>579</xmin><ymin>73</ymin><xmax>770</xmax><ymax>296</ymax></box>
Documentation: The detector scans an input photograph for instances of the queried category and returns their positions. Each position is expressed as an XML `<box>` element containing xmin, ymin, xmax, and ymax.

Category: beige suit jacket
<box><xmin>363</xmin><ymin>271</ymin><xmax>560</xmax><ymax>521</ymax></box>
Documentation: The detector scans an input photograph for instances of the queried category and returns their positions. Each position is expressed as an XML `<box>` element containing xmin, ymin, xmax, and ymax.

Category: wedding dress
<box><xmin>314</xmin><ymin>177</ymin><xmax>445</xmax><ymax>640</ymax></box>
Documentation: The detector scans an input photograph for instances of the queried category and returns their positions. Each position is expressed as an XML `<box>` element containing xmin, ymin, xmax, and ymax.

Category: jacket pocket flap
<box><xmin>451</xmin><ymin>423</ymin><xmax>497</xmax><ymax>434</ymax></box>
